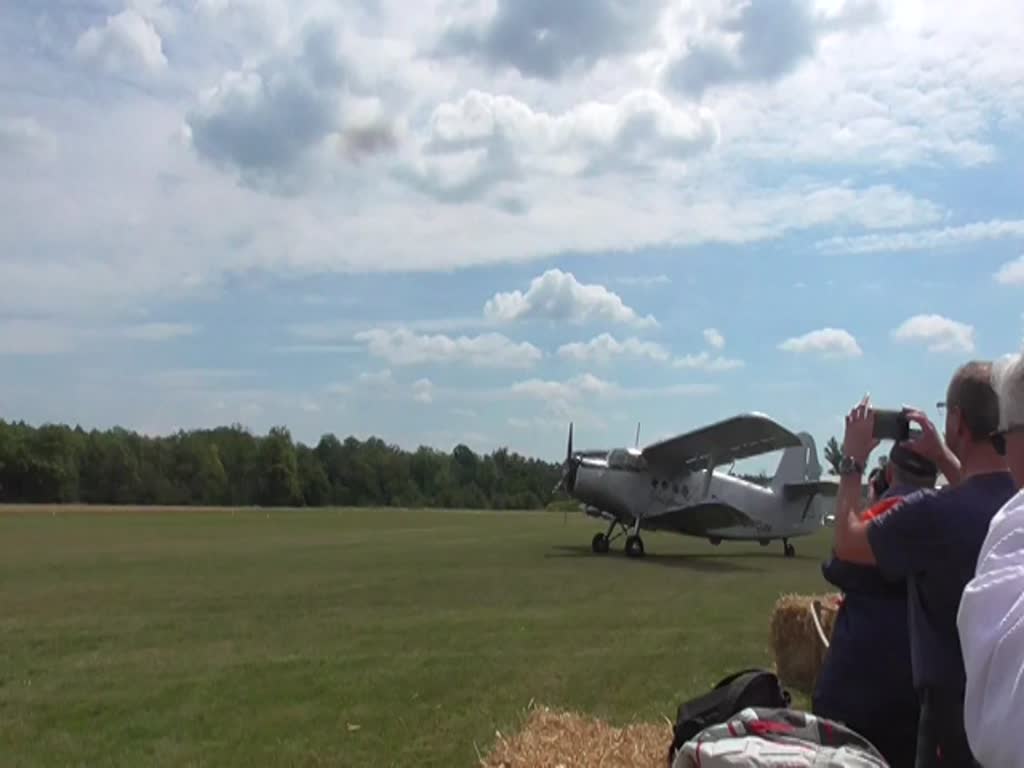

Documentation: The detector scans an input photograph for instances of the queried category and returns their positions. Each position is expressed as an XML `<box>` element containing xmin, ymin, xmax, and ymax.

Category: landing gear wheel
<box><xmin>592</xmin><ymin>533</ymin><xmax>610</xmax><ymax>554</ymax></box>
<box><xmin>784</xmin><ymin>541</ymin><xmax>796</xmax><ymax>558</ymax></box>
<box><xmin>625</xmin><ymin>535</ymin><xmax>645</xmax><ymax>558</ymax></box>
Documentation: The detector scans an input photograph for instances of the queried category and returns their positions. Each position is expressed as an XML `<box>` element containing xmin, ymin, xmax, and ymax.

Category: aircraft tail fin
<box><xmin>771</xmin><ymin>432</ymin><xmax>821</xmax><ymax>492</ymax></box>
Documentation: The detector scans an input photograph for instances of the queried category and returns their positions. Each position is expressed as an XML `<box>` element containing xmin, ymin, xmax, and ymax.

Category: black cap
<box><xmin>889</xmin><ymin>441</ymin><xmax>938</xmax><ymax>478</ymax></box>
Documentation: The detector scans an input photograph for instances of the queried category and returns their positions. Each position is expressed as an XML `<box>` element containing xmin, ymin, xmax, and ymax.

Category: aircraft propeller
<box><xmin>552</xmin><ymin>422</ymin><xmax>582</xmax><ymax>524</ymax></box>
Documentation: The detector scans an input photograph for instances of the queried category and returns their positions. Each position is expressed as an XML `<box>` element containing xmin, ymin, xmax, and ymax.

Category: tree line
<box><xmin>0</xmin><ymin>419</ymin><xmax>564</xmax><ymax>509</ymax></box>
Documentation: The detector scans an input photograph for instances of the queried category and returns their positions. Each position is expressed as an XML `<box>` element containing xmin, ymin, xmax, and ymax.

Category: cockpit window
<box><xmin>607</xmin><ymin>448</ymin><xmax>647</xmax><ymax>471</ymax></box>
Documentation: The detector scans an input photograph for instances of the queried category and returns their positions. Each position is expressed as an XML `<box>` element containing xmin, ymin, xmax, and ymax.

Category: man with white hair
<box><xmin>957</xmin><ymin>350</ymin><xmax>1024</xmax><ymax>768</ymax></box>
<box><xmin>833</xmin><ymin>360</ymin><xmax>1014</xmax><ymax>767</ymax></box>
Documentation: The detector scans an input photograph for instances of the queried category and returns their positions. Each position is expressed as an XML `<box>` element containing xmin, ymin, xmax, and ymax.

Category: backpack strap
<box><xmin>711</xmin><ymin>668</ymin><xmax>770</xmax><ymax>690</ymax></box>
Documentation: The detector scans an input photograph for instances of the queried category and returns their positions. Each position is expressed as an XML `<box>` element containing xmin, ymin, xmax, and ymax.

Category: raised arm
<box><xmin>832</xmin><ymin>396</ymin><xmax>879</xmax><ymax>565</ymax></box>
<box><xmin>902</xmin><ymin>408</ymin><xmax>962</xmax><ymax>485</ymax></box>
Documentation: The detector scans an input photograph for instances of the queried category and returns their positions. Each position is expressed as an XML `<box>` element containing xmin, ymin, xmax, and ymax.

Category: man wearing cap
<box><xmin>814</xmin><ymin>441</ymin><xmax>938</xmax><ymax>768</ymax></box>
<box><xmin>957</xmin><ymin>351</ymin><xmax>1024</xmax><ymax>768</ymax></box>
<box><xmin>832</xmin><ymin>361</ymin><xmax>1014</xmax><ymax>767</ymax></box>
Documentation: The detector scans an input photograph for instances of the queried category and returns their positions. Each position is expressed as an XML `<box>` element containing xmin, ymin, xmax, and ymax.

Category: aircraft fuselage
<box><xmin>571</xmin><ymin>460</ymin><xmax>830</xmax><ymax>541</ymax></box>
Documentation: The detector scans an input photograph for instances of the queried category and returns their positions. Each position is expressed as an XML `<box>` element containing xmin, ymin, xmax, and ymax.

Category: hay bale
<box><xmin>480</xmin><ymin>704</ymin><xmax>671</xmax><ymax>768</ymax></box>
<box><xmin>768</xmin><ymin>593</ymin><xmax>840</xmax><ymax>695</ymax></box>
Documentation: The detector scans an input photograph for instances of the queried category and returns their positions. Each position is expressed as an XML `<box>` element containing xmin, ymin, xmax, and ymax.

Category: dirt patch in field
<box><xmin>480</xmin><ymin>705</ymin><xmax>671</xmax><ymax>768</ymax></box>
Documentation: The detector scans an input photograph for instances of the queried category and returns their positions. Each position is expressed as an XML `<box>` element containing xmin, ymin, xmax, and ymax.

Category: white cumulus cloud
<box><xmin>673</xmin><ymin>352</ymin><xmax>745</xmax><ymax>372</ymax></box>
<box><xmin>436</xmin><ymin>0</ymin><xmax>666</xmax><ymax>80</ymax></box>
<box><xmin>354</xmin><ymin>327</ymin><xmax>542</xmax><ymax>368</ymax></box>
<box><xmin>995</xmin><ymin>255</ymin><xmax>1024</xmax><ymax>286</ymax></box>
<box><xmin>510</xmin><ymin>373</ymin><xmax>614</xmax><ymax>402</ymax></box>
<box><xmin>185</xmin><ymin>17</ymin><xmax>397</xmax><ymax>189</ymax></box>
<box><xmin>484</xmin><ymin>269</ymin><xmax>657</xmax><ymax>327</ymax></box>
<box><xmin>75</xmin><ymin>9</ymin><xmax>167</xmax><ymax>75</ymax></box>
<box><xmin>557</xmin><ymin>334</ymin><xmax>669</xmax><ymax>364</ymax></box>
<box><xmin>703</xmin><ymin>328</ymin><xmax>725</xmax><ymax>349</ymax></box>
<box><xmin>509</xmin><ymin>374</ymin><xmax>716</xmax><ymax>401</ymax></box>
<box><xmin>665</xmin><ymin>0</ymin><xmax>884</xmax><ymax>98</ymax></box>
<box><xmin>779</xmin><ymin>328</ymin><xmax>863</xmax><ymax>358</ymax></box>
<box><xmin>891</xmin><ymin>314</ymin><xmax>975</xmax><ymax>353</ymax></box>
<box><xmin>403</xmin><ymin>88</ymin><xmax>719</xmax><ymax>202</ymax></box>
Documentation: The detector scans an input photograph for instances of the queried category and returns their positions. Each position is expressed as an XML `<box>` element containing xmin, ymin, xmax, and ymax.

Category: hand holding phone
<box><xmin>872</xmin><ymin>408</ymin><xmax>911</xmax><ymax>441</ymax></box>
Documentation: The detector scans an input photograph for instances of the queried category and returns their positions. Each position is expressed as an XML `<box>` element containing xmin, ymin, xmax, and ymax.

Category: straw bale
<box><xmin>768</xmin><ymin>593</ymin><xmax>840</xmax><ymax>694</ymax></box>
<box><xmin>480</xmin><ymin>704</ymin><xmax>671</xmax><ymax>768</ymax></box>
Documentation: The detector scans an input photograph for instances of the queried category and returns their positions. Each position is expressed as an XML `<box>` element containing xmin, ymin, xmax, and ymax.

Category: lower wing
<box><xmin>646</xmin><ymin>502</ymin><xmax>758</xmax><ymax>536</ymax></box>
<box><xmin>782</xmin><ymin>481</ymin><xmax>839</xmax><ymax>501</ymax></box>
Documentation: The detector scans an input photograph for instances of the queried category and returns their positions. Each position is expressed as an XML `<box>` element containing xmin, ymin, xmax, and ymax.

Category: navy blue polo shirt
<box><xmin>813</xmin><ymin>486</ymin><xmax>919</xmax><ymax>731</ymax></box>
<box><xmin>867</xmin><ymin>471</ymin><xmax>1017</xmax><ymax>692</ymax></box>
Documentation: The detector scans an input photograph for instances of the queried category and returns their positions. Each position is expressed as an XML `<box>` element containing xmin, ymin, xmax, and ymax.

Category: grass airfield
<box><xmin>0</xmin><ymin>506</ymin><xmax>835</xmax><ymax>767</ymax></box>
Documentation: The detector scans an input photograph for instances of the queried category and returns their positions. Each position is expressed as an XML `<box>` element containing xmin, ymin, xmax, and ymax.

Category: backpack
<box><xmin>668</xmin><ymin>669</ymin><xmax>791</xmax><ymax>766</ymax></box>
<box><xmin>670</xmin><ymin>707</ymin><xmax>889</xmax><ymax>767</ymax></box>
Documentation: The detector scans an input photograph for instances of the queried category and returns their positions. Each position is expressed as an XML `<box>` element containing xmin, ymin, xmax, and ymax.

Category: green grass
<box><xmin>0</xmin><ymin>506</ymin><xmax>836</xmax><ymax>767</ymax></box>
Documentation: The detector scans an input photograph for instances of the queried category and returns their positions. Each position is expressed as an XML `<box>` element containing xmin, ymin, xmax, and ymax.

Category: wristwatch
<box><xmin>838</xmin><ymin>456</ymin><xmax>864</xmax><ymax>476</ymax></box>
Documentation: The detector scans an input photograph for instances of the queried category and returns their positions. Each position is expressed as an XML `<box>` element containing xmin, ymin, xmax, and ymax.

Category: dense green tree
<box><xmin>79</xmin><ymin>430</ymin><xmax>142</xmax><ymax>504</ymax></box>
<box><xmin>0</xmin><ymin>418</ymin><xmax>562</xmax><ymax>510</ymax></box>
<box><xmin>257</xmin><ymin>426</ymin><xmax>302</xmax><ymax>507</ymax></box>
<box><xmin>209</xmin><ymin>425</ymin><xmax>260</xmax><ymax>505</ymax></box>
<box><xmin>297</xmin><ymin>445</ymin><xmax>330</xmax><ymax>507</ymax></box>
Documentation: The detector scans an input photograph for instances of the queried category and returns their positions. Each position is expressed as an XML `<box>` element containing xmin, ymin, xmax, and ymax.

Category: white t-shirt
<box><xmin>957</xmin><ymin>488</ymin><xmax>1024</xmax><ymax>768</ymax></box>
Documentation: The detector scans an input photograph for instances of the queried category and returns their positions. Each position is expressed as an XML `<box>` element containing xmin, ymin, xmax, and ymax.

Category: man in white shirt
<box><xmin>957</xmin><ymin>350</ymin><xmax>1024</xmax><ymax>767</ymax></box>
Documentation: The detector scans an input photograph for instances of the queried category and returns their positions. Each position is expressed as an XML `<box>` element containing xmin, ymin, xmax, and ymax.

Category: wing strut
<box><xmin>800</xmin><ymin>494</ymin><xmax>814</xmax><ymax>521</ymax></box>
<box><xmin>701</xmin><ymin>453</ymin><xmax>715</xmax><ymax>499</ymax></box>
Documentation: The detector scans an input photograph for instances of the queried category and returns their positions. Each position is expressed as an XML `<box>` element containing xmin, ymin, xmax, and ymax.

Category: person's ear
<box><xmin>957</xmin><ymin>408</ymin><xmax>970</xmax><ymax>441</ymax></box>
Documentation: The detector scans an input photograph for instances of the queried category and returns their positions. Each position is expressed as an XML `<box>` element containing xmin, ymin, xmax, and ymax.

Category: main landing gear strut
<box><xmin>783</xmin><ymin>539</ymin><xmax>796</xmax><ymax>558</ymax></box>
<box><xmin>591</xmin><ymin>518</ymin><xmax>645</xmax><ymax>558</ymax></box>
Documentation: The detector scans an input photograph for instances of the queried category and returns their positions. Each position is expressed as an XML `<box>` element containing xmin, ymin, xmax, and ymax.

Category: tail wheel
<box><xmin>592</xmin><ymin>533</ymin><xmax>610</xmax><ymax>554</ymax></box>
<box><xmin>625</xmin><ymin>535</ymin><xmax>645</xmax><ymax>558</ymax></box>
<box><xmin>784</xmin><ymin>542</ymin><xmax>796</xmax><ymax>558</ymax></box>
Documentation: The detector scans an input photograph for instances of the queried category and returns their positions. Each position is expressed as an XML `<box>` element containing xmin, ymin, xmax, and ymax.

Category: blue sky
<box><xmin>1</xmin><ymin>0</ymin><xmax>1023</xmax><ymax>470</ymax></box>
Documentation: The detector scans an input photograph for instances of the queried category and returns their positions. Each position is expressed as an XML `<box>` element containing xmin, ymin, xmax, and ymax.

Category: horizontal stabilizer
<box><xmin>783</xmin><ymin>481</ymin><xmax>839</xmax><ymax>501</ymax></box>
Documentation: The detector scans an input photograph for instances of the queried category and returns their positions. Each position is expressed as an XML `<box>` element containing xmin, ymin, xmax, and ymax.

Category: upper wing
<box><xmin>640</xmin><ymin>412</ymin><xmax>802</xmax><ymax>474</ymax></box>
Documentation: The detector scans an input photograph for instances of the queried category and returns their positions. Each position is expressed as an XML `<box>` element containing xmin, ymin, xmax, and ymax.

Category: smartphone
<box><xmin>873</xmin><ymin>408</ymin><xmax>910</xmax><ymax>441</ymax></box>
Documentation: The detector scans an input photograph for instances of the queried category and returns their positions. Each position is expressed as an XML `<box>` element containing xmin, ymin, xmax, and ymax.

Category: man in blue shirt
<box><xmin>814</xmin><ymin>441</ymin><xmax>938</xmax><ymax>768</ymax></box>
<box><xmin>832</xmin><ymin>361</ymin><xmax>1015</xmax><ymax>768</ymax></box>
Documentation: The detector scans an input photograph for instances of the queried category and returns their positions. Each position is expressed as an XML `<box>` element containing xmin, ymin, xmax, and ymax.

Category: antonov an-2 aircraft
<box><xmin>552</xmin><ymin>413</ymin><xmax>838</xmax><ymax>558</ymax></box>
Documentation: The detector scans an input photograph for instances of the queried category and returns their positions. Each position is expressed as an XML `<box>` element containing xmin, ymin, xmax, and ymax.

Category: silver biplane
<box><xmin>553</xmin><ymin>413</ymin><xmax>837</xmax><ymax>558</ymax></box>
